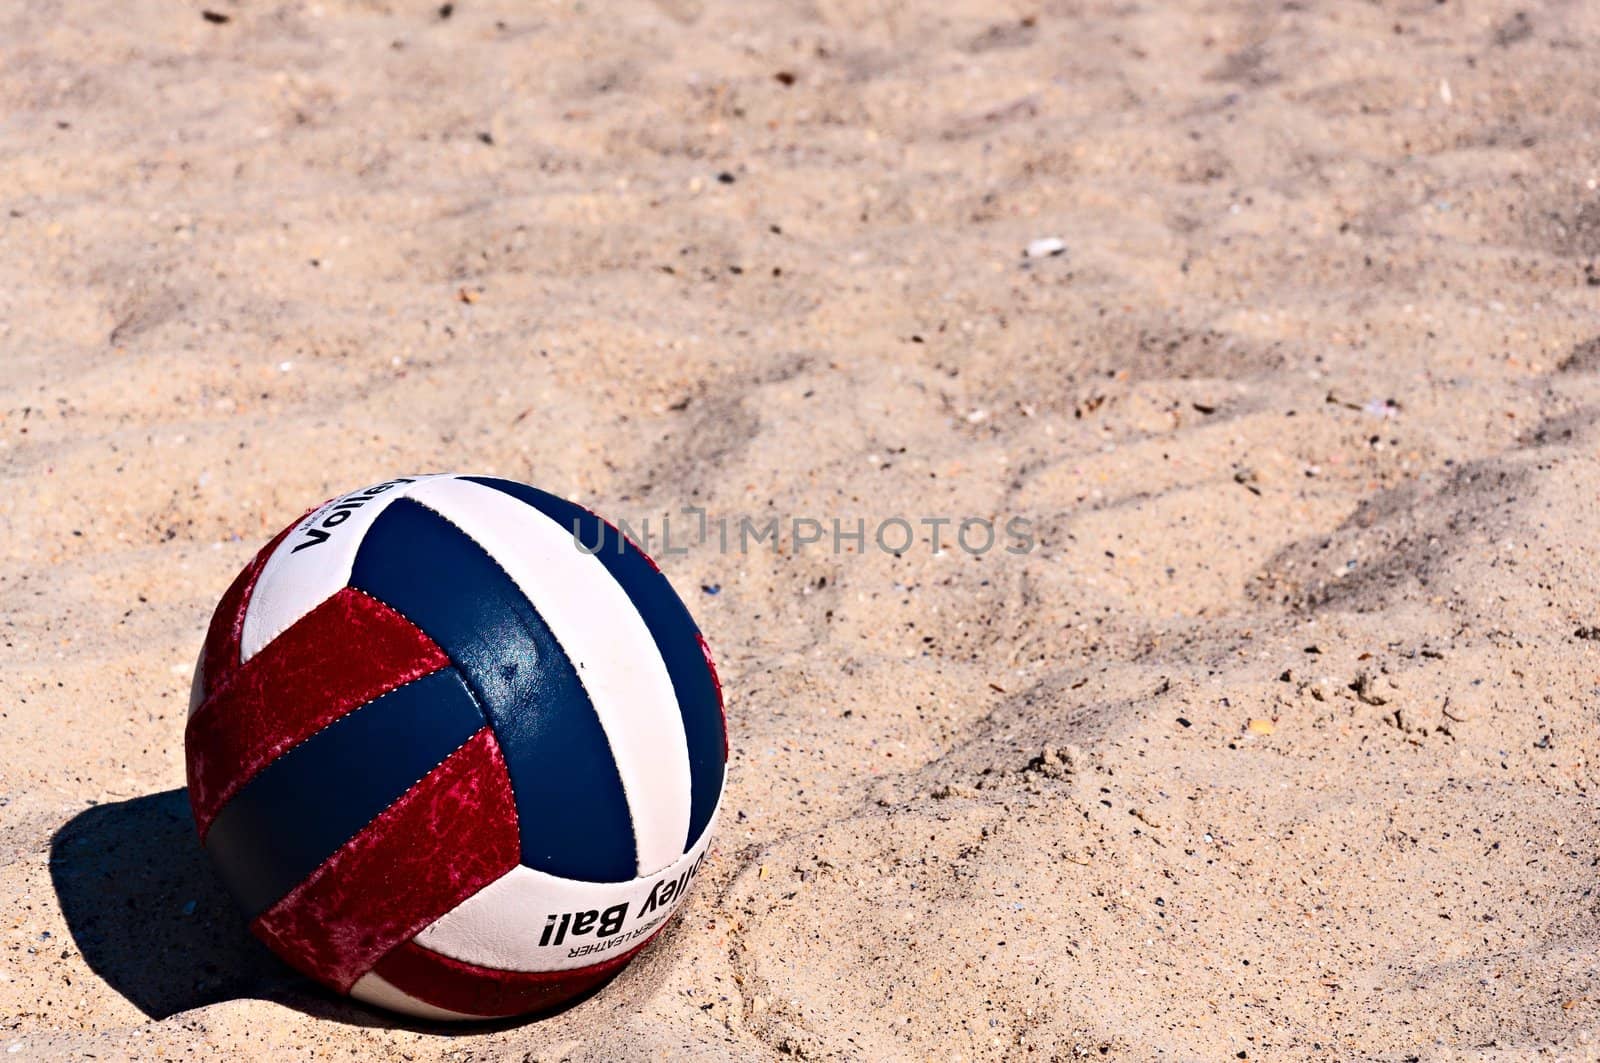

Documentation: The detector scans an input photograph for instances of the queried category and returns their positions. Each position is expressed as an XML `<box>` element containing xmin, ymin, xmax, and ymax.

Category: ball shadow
<box><xmin>47</xmin><ymin>788</ymin><xmax>638</xmax><ymax>1030</ymax></box>
<box><xmin>48</xmin><ymin>788</ymin><xmax>307</xmax><ymax>1020</ymax></box>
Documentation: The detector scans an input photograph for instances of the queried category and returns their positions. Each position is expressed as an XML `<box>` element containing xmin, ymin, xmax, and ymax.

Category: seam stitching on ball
<box><xmin>288</xmin><ymin>664</ymin><xmax>461</xmax><ymax>756</ymax></box>
<box><xmin>277</xmin><ymin>723</ymin><xmax>491</xmax><ymax>924</ymax></box>
<box><xmin>270</xmin><ymin>726</ymin><xmax>492</xmax><ymax>966</ymax></box>
<box><xmin>404</xmin><ymin>493</ymin><xmax>646</xmax><ymax>872</ymax></box>
<box><xmin>194</xmin><ymin>645</ymin><xmax>451</xmax><ymax>836</ymax></box>
<box><xmin>248</xmin><ymin>479</ymin><xmax>432</xmax><ymax>652</ymax></box>
<box><xmin>436</xmin><ymin>670</ymin><xmax>519</xmax><ymax>846</ymax></box>
<box><xmin>343</xmin><ymin>585</ymin><xmax>446</xmax><ymax>655</ymax></box>
<box><xmin>206</xmin><ymin>666</ymin><xmax>470</xmax><ymax>841</ymax></box>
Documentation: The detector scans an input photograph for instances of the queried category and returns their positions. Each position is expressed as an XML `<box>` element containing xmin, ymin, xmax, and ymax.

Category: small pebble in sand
<box><xmin>1024</xmin><ymin>236</ymin><xmax>1066</xmax><ymax>258</ymax></box>
<box><xmin>1246</xmin><ymin>718</ymin><xmax>1276</xmax><ymax>736</ymax></box>
<box><xmin>1349</xmin><ymin>672</ymin><xmax>1388</xmax><ymax>706</ymax></box>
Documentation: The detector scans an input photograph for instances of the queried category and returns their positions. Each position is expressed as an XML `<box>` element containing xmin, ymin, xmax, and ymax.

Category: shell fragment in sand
<box><xmin>1025</xmin><ymin>236</ymin><xmax>1066</xmax><ymax>258</ymax></box>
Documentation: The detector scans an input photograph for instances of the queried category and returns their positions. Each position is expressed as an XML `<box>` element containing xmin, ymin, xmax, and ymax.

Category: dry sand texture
<box><xmin>6</xmin><ymin>0</ymin><xmax>1600</xmax><ymax>1058</ymax></box>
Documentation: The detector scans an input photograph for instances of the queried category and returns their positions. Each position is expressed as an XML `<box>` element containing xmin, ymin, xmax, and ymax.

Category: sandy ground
<box><xmin>6</xmin><ymin>0</ymin><xmax>1600</xmax><ymax>1058</ymax></box>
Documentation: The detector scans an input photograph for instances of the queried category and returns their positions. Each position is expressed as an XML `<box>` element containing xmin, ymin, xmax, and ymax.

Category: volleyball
<box><xmin>184</xmin><ymin>475</ymin><xmax>727</xmax><ymax>1019</ymax></box>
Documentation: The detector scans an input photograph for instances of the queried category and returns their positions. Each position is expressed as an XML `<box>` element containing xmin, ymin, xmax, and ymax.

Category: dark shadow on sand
<box><xmin>48</xmin><ymin>788</ymin><xmax>305</xmax><ymax>1020</ymax></box>
<box><xmin>47</xmin><ymin>788</ymin><xmax>626</xmax><ymax>1029</ymax></box>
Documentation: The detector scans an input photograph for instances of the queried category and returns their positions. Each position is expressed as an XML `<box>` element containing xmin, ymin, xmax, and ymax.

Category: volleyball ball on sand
<box><xmin>184</xmin><ymin>475</ymin><xmax>727</xmax><ymax>1019</ymax></box>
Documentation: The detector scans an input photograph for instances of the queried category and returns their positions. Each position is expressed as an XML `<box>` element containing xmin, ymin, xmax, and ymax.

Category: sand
<box><xmin>6</xmin><ymin>0</ymin><xmax>1600</xmax><ymax>1058</ymax></box>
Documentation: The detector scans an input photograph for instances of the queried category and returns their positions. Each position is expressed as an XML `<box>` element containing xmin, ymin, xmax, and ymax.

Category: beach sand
<box><xmin>5</xmin><ymin>0</ymin><xmax>1600</xmax><ymax>1057</ymax></box>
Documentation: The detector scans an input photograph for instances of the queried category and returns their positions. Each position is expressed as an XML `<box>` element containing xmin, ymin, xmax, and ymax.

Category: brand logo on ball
<box><xmin>539</xmin><ymin>848</ymin><xmax>709</xmax><ymax>951</ymax></box>
<box><xmin>290</xmin><ymin>478</ymin><xmax>417</xmax><ymax>553</ymax></box>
